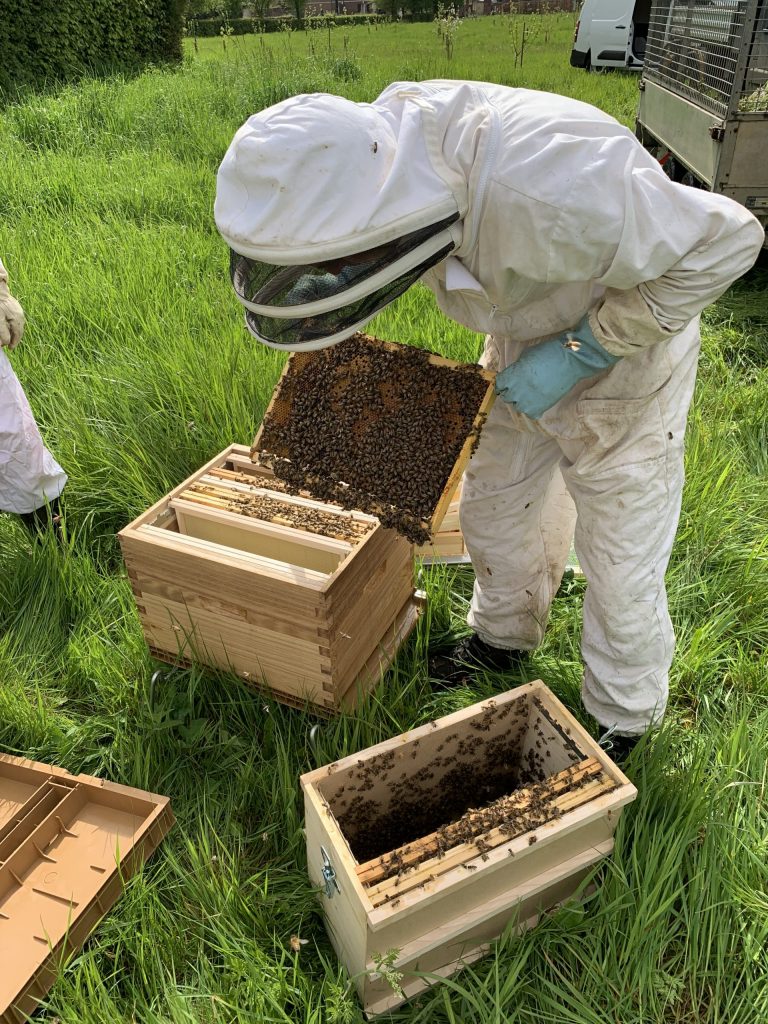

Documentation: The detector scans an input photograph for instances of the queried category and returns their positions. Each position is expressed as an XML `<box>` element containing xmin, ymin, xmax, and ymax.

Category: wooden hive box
<box><xmin>415</xmin><ymin>480</ymin><xmax>469</xmax><ymax>563</ymax></box>
<box><xmin>119</xmin><ymin>445</ymin><xmax>421</xmax><ymax>714</ymax></box>
<box><xmin>252</xmin><ymin>333</ymin><xmax>495</xmax><ymax>544</ymax></box>
<box><xmin>300</xmin><ymin>681</ymin><xmax>637</xmax><ymax>1014</ymax></box>
<box><xmin>0</xmin><ymin>754</ymin><xmax>173</xmax><ymax>1024</ymax></box>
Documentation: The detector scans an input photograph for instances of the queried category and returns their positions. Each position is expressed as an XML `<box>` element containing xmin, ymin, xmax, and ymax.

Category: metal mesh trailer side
<box><xmin>637</xmin><ymin>0</ymin><xmax>768</xmax><ymax>233</ymax></box>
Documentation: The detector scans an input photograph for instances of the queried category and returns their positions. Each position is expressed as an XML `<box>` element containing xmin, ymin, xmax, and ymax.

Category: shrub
<box><xmin>0</xmin><ymin>0</ymin><xmax>185</xmax><ymax>95</ymax></box>
<box><xmin>188</xmin><ymin>13</ymin><xmax>385</xmax><ymax>35</ymax></box>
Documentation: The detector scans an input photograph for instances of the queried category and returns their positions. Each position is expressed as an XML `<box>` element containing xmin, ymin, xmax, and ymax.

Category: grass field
<box><xmin>1</xmin><ymin>15</ymin><xmax>767</xmax><ymax>1023</ymax></box>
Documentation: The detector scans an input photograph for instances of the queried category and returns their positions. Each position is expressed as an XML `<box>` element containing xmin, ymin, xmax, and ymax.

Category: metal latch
<box><xmin>709</xmin><ymin>124</ymin><xmax>725</xmax><ymax>142</ymax></box>
<box><xmin>321</xmin><ymin>846</ymin><xmax>341</xmax><ymax>899</ymax></box>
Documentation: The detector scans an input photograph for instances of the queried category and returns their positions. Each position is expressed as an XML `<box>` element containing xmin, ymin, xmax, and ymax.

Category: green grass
<box><xmin>1</xmin><ymin>18</ymin><xmax>767</xmax><ymax>1023</ymax></box>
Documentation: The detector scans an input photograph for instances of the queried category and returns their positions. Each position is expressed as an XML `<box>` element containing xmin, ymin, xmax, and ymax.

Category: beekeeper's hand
<box><xmin>495</xmin><ymin>316</ymin><xmax>621</xmax><ymax>419</ymax></box>
<box><xmin>0</xmin><ymin>272</ymin><xmax>25</xmax><ymax>350</ymax></box>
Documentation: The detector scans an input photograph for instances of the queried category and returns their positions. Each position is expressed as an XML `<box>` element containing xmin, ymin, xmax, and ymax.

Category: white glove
<box><xmin>0</xmin><ymin>270</ymin><xmax>25</xmax><ymax>350</ymax></box>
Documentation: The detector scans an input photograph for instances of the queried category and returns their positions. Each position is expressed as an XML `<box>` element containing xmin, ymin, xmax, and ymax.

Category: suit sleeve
<box><xmin>546</xmin><ymin>136</ymin><xmax>765</xmax><ymax>357</ymax></box>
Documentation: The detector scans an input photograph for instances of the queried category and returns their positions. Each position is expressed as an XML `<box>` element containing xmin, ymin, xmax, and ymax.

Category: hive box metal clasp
<box><xmin>321</xmin><ymin>845</ymin><xmax>341</xmax><ymax>898</ymax></box>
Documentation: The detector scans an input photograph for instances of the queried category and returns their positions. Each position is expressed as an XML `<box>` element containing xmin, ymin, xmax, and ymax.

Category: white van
<box><xmin>570</xmin><ymin>0</ymin><xmax>652</xmax><ymax>71</ymax></box>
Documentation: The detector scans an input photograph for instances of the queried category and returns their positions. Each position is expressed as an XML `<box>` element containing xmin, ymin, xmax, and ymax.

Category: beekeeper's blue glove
<box><xmin>495</xmin><ymin>315</ymin><xmax>620</xmax><ymax>419</ymax></box>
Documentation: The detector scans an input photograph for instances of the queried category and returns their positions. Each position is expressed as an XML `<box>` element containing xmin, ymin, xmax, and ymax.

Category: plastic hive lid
<box><xmin>0</xmin><ymin>753</ymin><xmax>173</xmax><ymax>1024</ymax></box>
<box><xmin>252</xmin><ymin>333</ymin><xmax>496</xmax><ymax>543</ymax></box>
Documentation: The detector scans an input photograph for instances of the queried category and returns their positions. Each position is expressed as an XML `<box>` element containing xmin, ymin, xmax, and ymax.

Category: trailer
<box><xmin>636</xmin><ymin>0</ymin><xmax>768</xmax><ymax>235</ymax></box>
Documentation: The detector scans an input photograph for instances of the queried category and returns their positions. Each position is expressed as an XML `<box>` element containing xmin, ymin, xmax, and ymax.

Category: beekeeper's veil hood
<box><xmin>215</xmin><ymin>89</ymin><xmax>466</xmax><ymax>351</ymax></box>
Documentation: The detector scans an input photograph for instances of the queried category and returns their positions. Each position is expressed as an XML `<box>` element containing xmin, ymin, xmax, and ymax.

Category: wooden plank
<box><xmin>121</xmin><ymin>534</ymin><xmax>325</xmax><ymax>624</ymax></box>
<box><xmin>361</xmin><ymin>840</ymin><xmax>612</xmax><ymax>1015</ymax></box>
<box><xmin>169</xmin><ymin>498</ymin><xmax>351</xmax><ymax>572</ymax></box>
<box><xmin>139</xmin><ymin>595</ymin><xmax>332</xmax><ymax>697</ymax></box>
<box><xmin>132</xmin><ymin>525</ymin><xmax>329</xmax><ymax>589</ymax></box>
<box><xmin>325</xmin><ymin>525</ymin><xmax>410</xmax><ymax>614</ymax></box>
<box><xmin>340</xmin><ymin>594</ymin><xmax>424</xmax><ymax>710</ymax></box>
<box><xmin>429</xmin><ymin>379</ymin><xmax>495</xmax><ymax>538</ymax></box>
<box><xmin>226</xmin><ymin>452</ymin><xmax>282</xmax><ymax>478</ymax></box>
<box><xmin>128</xmin><ymin>569</ymin><xmax>325</xmax><ymax>644</ymax></box>
<box><xmin>416</xmin><ymin>530</ymin><xmax>466</xmax><ymax>560</ymax></box>
<box><xmin>328</xmin><ymin>559</ymin><xmax>415</xmax><ymax>691</ymax></box>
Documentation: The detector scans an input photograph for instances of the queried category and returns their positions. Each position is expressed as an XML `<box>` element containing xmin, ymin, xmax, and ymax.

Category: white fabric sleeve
<box><xmin>546</xmin><ymin>139</ymin><xmax>765</xmax><ymax>357</ymax></box>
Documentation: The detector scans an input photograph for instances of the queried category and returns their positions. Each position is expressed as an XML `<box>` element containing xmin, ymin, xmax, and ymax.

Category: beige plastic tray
<box><xmin>0</xmin><ymin>753</ymin><xmax>173</xmax><ymax>1024</ymax></box>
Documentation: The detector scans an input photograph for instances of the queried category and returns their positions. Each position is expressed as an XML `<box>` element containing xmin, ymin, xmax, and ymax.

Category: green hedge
<box><xmin>0</xmin><ymin>0</ymin><xmax>185</xmax><ymax>95</ymax></box>
<box><xmin>189</xmin><ymin>13</ymin><xmax>385</xmax><ymax>36</ymax></box>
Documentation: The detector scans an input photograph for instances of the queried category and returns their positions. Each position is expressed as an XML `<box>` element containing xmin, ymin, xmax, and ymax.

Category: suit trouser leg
<box><xmin>0</xmin><ymin>349</ymin><xmax>67</xmax><ymax>515</ymax></box>
<box><xmin>557</xmin><ymin>324</ymin><xmax>700</xmax><ymax>734</ymax></box>
<box><xmin>460</xmin><ymin>401</ymin><xmax>577</xmax><ymax>650</ymax></box>
<box><xmin>461</xmin><ymin>320</ymin><xmax>699</xmax><ymax>733</ymax></box>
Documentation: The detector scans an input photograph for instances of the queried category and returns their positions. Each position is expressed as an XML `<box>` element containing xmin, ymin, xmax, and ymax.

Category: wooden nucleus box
<box><xmin>119</xmin><ymin>445</ymin><xmax>421</xmax><ymax>714</ymax></box>
<box><xmin>0</xmin><ymin>754</ymin><xmax>172</xmax><ymax>1024</ymax></box>
<box><xmin>301</xmin><ymin>681</ymin><xmax>637</xmax><ymax>1015</ymax></box>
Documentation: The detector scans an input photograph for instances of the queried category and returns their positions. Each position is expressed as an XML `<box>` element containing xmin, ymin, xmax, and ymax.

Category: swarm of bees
<box><xmin>255</xmin><ymin>334</ymin><xmax>491</xmax><ymax>544</ymax></box>
<box><xmin>323</xmin><ymin>696</ymin><xmax>586</xmax><ymax>871</ymax></box>
<box><xmin>224</xmin><ymin>492</ymin><xmax>371</xmax><ymax>543</ymax></box>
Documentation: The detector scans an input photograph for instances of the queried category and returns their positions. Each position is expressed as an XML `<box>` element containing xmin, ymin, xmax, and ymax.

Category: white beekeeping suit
<box><xmin>0</xmin><ymin>257</ymin><xmax>67</xmax><ymax>517</ymax></box>
<box><xmin>215</xmin><ymin>81</ymin><xmax>764</xmax><ymax>740</ymax></box>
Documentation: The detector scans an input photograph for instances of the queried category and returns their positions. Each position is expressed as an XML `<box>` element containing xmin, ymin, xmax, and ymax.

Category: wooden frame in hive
<box><xmin>252</xmin><ymin>333</ymin><xmax>495</xmax><ymax>542</ymax></box>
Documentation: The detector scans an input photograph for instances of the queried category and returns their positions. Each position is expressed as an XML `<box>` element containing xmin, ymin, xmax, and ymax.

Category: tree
<box><xmin>184</xmin><ymin>0</ymin><xmax>240</xmax><ymax>16</ymax></box>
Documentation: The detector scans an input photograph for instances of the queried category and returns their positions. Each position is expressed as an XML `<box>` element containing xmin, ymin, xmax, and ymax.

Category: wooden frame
<box><xmin>252</xmin><ymin>333</ymin><xmax>496</xmax><ymax>540</ymax></box>
<box><xmin>119</xmin><ymin>445</ymin><xmax>422</xmax><ymax>714</ymax></box>
<box><xmin>300</xmin><ymin>681</ymin><xmax>637</xmax><ymax>1013</ymax></box>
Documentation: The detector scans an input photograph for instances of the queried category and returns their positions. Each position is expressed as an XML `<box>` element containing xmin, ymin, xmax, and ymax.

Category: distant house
<box><xmin>242</xmin><ymin>1</ymin><xmax>376</xmax><ymax>13</ymax></box>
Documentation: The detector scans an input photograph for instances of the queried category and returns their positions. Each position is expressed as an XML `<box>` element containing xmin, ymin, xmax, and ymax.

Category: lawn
<box><xmin>0</xmin><ymin>15</ymin><xmax>767</xmax><ymax>1023</ymax></box>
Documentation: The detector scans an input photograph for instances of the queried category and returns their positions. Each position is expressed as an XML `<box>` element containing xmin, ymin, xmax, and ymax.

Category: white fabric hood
<box><xmin>214</xmin><ymin>87</ymin><xmax>478</xmax><ymax>263</ymax></box>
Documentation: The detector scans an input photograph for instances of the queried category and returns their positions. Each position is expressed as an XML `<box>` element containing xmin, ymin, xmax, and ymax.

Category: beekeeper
<box><xmin>0</xmin><ymin>257</ymin><xmax>67</xmax><ymax>532</ymax></box>
<box><xmin>214</xmin><ymin>81</ymin><xmax>763</xmax><ymax>759</ymax></box>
